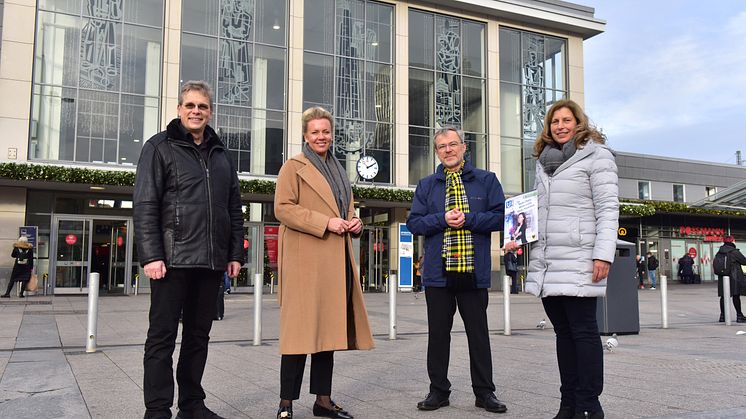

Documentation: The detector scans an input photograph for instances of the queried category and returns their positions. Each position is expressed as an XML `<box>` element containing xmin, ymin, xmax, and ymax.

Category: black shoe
<box><xmin>475</xmin><ymin>394</ymin><xmax>507</xmax><ymax>413</ymax></box>
<box><xmin>277</xmin><ymin>405</ymin><xmax>293</xmax><ymax>419</ymax></box>
<box><xmin>573</xmin><ymin>410</ymin><xmax>604</xmax><ymax>419</ymax></box>
<box><xmin>313</xmin><ymin>401</ymin><xmax>353</xmax><ymax>418</ymax></box>
<box><xmin>417</xmin><ymin>392</ymin><xmax>450</xmax><ymax>411</ymax></box>
<box><xmin>175</xmin><ymin>406</ymin><xmax>225</xmax><ymax>419</ymax></box>
<box><xmin>719</xmin><ymin>314</ymin><xmax>725</xmax><ymax>322</ymax></box>
<box><xmin>0</xmin><ymin>294</ymin><xmax>9</xmax><ymax>298</ymax></box>
<box><xmin>737</xmin><ymin>315</ymin><xmax>746</xmax><ymax>323</ymax></box>
<box><xmin>553</xmin><ymin>406</ymin><xmax>575</xmax><ymax>419</ymax></box>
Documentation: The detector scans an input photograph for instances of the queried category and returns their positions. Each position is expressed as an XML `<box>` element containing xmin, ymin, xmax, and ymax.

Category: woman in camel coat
<box><xmin>274</xmin><ymin>107</ymin><xmax>373</xmax><ymax>419</ymax></box>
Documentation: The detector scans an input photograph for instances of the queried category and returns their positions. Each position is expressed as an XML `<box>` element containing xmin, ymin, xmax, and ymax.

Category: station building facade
<box><xmin>0</xmin><ymin>0</ymin><xmax>605</xmax><ymax>294</ymax></box>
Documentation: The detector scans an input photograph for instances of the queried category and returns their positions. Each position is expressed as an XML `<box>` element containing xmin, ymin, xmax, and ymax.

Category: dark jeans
<box><xmin>3</xmin><ymin>279</ymin><xmax>27</xmax><ymax>297</ymax></box>
<box><xmin>280</xmin><ymin>351</ymin><xmax>334</xmax><ymax>400</ymax></box>
<box><xmin>143</xmin><ymin>268</ymin><xmax>222</xmax><ymax>419</ymax></box>
<box><xmin>720</xmin><ymin>295</ymin><xmax>743</xmax><ymax>316</ymax></box>
<box><xmin>425</xmin><ymin>286</ymin><xmax>495</xmax><ymax>398</ymax></box>
<box><xmin>542</xmin><ymin>296</ymin><xmax>603</xmax><ymax>412</ymax></box>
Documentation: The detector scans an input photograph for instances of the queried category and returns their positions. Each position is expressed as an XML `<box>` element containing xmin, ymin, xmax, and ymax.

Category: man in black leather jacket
<box><xmin>134</xmin><ymin>81</ymin><xmax>244</xmax><ymax>419</ymax></box>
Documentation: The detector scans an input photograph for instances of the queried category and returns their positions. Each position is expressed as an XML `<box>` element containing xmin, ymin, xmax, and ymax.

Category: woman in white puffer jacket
<box><xmin>506</xmin><ymin>99</ymin><xmax>618</xmax><ymax>419</ymax></box>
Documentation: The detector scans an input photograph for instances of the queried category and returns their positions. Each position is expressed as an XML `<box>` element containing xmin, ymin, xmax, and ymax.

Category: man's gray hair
<box><xmin>433</xmin><ymin>127</ymin><xmax>465</xmax><ymax>145</ymax></box>
<box><xmin>178</xmin><ymin>80</ymin><xmax>214</xmax><ymax>106</ymax></box>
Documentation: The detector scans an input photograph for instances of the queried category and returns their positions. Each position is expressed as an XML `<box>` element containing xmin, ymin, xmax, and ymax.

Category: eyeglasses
<box><xmin>435</xmin><ymin>141</ymin><xmax>463</xmax><ymax>152</ymax></box>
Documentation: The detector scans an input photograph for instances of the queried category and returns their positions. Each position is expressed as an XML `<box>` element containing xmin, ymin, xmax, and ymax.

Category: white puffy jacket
<box><xmin>525</xmin><ymin>140</ymin><xmax>619</xmax><ymax>298</ymax></box>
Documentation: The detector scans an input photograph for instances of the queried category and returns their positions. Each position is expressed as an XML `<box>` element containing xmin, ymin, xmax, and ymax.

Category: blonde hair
<box><xmin>532</xmin><ymin>99</ymin><xmax>605</xmax><ymax>158</ymax></box>
<box><xmin>302</xmin><ymin>107</ymin><xmax>334</xmax><ymax>133</ymax></box>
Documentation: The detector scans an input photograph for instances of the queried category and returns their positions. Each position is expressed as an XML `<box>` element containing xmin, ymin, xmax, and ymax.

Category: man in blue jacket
<box><xmin>407</xmin><ymin>127</ymin><xmax>507</xmax><ymax>414</ymax></box>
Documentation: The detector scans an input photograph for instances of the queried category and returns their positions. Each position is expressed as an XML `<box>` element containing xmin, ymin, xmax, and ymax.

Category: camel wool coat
<box><xmin>274</xmin><ymin>153</ymin><xmax>374</xmax><ymax>355</ymax></box>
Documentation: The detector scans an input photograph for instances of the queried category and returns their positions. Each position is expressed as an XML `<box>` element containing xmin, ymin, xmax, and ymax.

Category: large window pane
<box><xmin>463</xmin><ymin>76</ymin><xmax>484</xmax><ymax>133</ymax></box>
<box><xmin>180</xmin><ymin>33</ymin><xmax>218</xmax><ymax>87</ymax></box>
<box><xmin>500</xmin><ymin>136</ymin><xmax>522</xmax><ymax>193</ymax></box>
<box><xmin>304</xmin><ymin>0</ymin><xmax>335</xmax><ymax>54</ymax></box>
<box><xmin>335</xmin><ymin>0</ymin><xmax>365</xmax><ymax>59</ymax></box>
<box><xmin>256</xmin><ymin>0</ymin><xmax>286</xmax><ymax>46</ymax></box>
<box><xmin>39</xmin><ymin>0</ymin><xmax>80</xmax><ymax>14</ymax></box>
<box><xmin>124</xmin><ymin>0</ymin><xmax>164</xmax><ymax>27</ymax></box>
<box><xmin>409</xmin><ymin>69</ymin><xmax>433</xmax><ymax>128</ymax></box>
<box><xmin>303</xmin><ymin>52</ymin><xmax>335</xmax><ymax>111</ymax></box>
<box><xmin>35</xmin><ymin>12</ymin><xmax>81</xmax><ymax>88</ymax></box>
<box><xmin>409</xmin><ymin>11</ymin><xmax>433</xmax><ymax>69</ymax></box>
<box><xmin>499</xmin><ymin>28</ymin><xmax>521</xmax><ymax>83</ymax></box>
<box><xmin>182</xmin><ymin>0</ymin><xmax>219</xmax><ymax>36</ymax></box>
<box><xmin>366</xmin><ymin>2</ymin><xmax>392</xmax><ymax>63</ymax></box>
<box><xmin>408</xmin><ymin>126</ymin><xmax>433</xmax><ymax>185</ymax></box>
<box><xmin>255</xmin><ymin>45</ymin><xmax>287</xmax><ymax>111</ymax></box>
<box><xmin>500</xmin><ymin>82</ymin><xmax>521</xmax><ymax>138</ymax></box>
<box><xmin>365</xmin><ymin>62</ymin><xmax>392</xmax><ymax>123</ymax></box>
<box><xmin>464</xmin><ymin>132</ymin><xmax>486</xmax><ymax>170</ymax></box>
<box><xmin>121</xmin><ymin>25</ymin><xmax>162</xmax><ymax>95</ymax></box>
<box><xmin>119</xmin><ymin>94</ymin><xmax>158</xmax><ymax>165</ymax></box>
<box><xmin>462</xmin><ymin>21</ymin><xmax>484</xmax><ymax>77</ymax></box>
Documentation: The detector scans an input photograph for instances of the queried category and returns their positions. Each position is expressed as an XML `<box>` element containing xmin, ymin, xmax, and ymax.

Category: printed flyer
<box><xmin>503</xmin><ymin>190</ymin><xmax>539</xmax><ymax>246</ymax></box>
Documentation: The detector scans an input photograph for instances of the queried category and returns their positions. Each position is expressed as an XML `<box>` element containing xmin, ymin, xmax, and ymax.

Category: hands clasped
<box><xmin>327</xmin><ymin>217</ymin><xmax>363</xmax><ymax>235</ymax></box>
<box><xmin>445</xmin><ymin>208</ymin><xmax>465</xmax><ymax>229</ymax></box>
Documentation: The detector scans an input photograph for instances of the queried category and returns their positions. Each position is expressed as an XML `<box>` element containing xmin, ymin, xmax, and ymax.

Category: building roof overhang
<box><xmin>691</xmin><ymin>179</ymin><xmax>746</xmax><ymax>212</ymax></box>
<box><xmin>416</xmin><ymin>0</ymin><xmax>605</xmax><ymax>39</ymax></box>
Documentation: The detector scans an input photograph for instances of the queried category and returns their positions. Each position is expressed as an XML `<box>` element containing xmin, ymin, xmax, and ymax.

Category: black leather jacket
<box><xmin>134</xmin><ymin>119</ymin><xmax>245</xmax><ymax>270</ymax></box>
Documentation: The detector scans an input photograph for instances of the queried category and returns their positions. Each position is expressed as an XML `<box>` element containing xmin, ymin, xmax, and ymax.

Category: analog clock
<box><xmin>356</xmin><ymin>155</ymin><xmax>379</xmax><ymax>180</ymax></box>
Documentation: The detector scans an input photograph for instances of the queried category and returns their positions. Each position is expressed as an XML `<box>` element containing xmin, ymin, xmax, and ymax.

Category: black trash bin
<box><xmin>597</xmin><ymin>240</ymin><xmax>639</xmax><ymax>335</ymax></box>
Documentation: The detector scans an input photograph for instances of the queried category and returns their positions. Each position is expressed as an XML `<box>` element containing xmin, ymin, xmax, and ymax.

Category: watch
<box><xmin>356</xmin><ymin>155</ymin><xmax>379</xmax><ymax>180</ymax></box>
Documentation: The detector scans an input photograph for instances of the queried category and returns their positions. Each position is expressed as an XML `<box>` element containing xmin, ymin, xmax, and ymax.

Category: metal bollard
<box><xmin>86</xmin><ymin>272</ymin><xmax>100</xmax><ymax>353</ymax></box>
<box><xmin>253</xmin><ymin>273</ymin><xmax>263</xmax><ymax>345</ymax></box>
<box><xmin>660</xmin><ymin>275</ymin><xmax>668</xmax><ymax>329</ymax></box>
<box><xmin>503</xmin><ymin>275</ymin><xmax>512</xmax><ymax>336</ymax></box>
<box><xmin>43</xmin><ymin>273</ymin><xmax>49</xmax><ymax>296</ymax></box>
<box><xmin>134</xmin><ymin>274</ymin><xmax>139</xmax><ymax>296</ymax></box>
<box><xmin>389</xmin><ymin>274</ymin><xmax>397</xmax><ymax>340</ymax></box>
<box><xmin>723</xmin><ymin>275</ymin><xmax>732</xmax><ymax>326</ymax></box>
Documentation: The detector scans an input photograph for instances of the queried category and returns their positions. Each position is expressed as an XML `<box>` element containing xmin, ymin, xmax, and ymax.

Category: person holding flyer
<box><xmin>505</xmin><ymin>99</ymin><xmax>618</xmax><ymax>419</ymax></box>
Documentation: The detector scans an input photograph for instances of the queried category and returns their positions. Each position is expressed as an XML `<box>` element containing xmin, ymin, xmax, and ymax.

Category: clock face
<box><xmin>356</xmin><ymin>155</ymin><xmax>379</xmax><ymax>180</ymax></box>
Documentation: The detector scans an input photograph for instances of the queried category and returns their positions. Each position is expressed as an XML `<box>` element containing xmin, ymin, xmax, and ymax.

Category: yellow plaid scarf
<box><xmin>442</xmin><ymin>165</ymin><xmax>474</xmax><ymax>272</ymax></box>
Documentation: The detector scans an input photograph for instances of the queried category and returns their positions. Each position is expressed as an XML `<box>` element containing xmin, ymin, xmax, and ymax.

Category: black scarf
<box><xmin>539</xmin><ymin>139</ymin><xmax>578</xmax><ymax>176</ymax></box>
<box><xmin>302</xmin><ymin>142</ymin><xmax>352</xmax><ymax>219</ymax></box>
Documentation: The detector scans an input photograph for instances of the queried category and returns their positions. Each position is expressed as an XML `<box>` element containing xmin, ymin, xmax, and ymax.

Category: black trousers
<box><xmin>507</xmin><ymin>271</ymin><xmax>519</xmax><ymax>294</ymax></box>
<box><xmin>542</xmin><ymin>296</ymin><xmax>603</xmax><ymax>412</ymax></box>
<box><xmin>280</xmin><ymin>351</ymin><xmax>334</xmax><ymax>400</ymax></box>
<box><xmin>143</xmin><ymin>268</ymin><xmax>222</xmax><ymax>419</ymax></box>
<box><xmin>425</xmin><ymin>286</ymin><xmax>495</xmax><ymax>397</ymax></box>
<box><xmin>720</xmin><ymin>295</ymin><xmax>743</xmax><ymax>316</ymax></box>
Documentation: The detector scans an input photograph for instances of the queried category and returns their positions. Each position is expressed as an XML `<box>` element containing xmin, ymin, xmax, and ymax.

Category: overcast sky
<box><xmin>577</xmin><ymin>0</ymin><xmax>746</xmax><ymax>166</ymax></box>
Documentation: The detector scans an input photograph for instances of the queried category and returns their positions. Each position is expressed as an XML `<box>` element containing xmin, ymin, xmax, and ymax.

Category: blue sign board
<box><xmin>19</xmin><ymin>226</ymin><xmax>38</xmax><ymax>249</ymax></box>
<box><xmin>398</xmin><ymin>223</ymin><xmax>413</xmax><ymax>289</ymax></box>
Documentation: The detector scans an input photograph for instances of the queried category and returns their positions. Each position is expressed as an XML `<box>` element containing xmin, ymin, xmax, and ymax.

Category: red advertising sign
<box><xmin>244</xmin><ymin>239</ymin><xmax>250</xmax><ymax>250</ymax></box>
<box><xmin>116</xmin><ymin>236</ymin><xmax>124</xmax><ymax>247</ymax></box>
<box><xmin>688</xmin><ymin>247</ymin><xmax>697</xmax><ymax>258</ymax></box>
<box><xmin>65</xmin><ymin>234</ymin><xmax>77</xmax><ymax>245</ymax></box>
<box><xmin>264</xmin><ymin>226</ymin><xmax>279</xmax><ymax>266</ymax></box>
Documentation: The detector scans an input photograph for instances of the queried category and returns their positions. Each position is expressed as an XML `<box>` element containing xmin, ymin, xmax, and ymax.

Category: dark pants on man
<box><xmin>280</xmin><ymin>351</ymin><xmax>334</xmax><ymax>400</ymax></box>
<box><xmin>143</xmin><ymin>268</ymin><xmax>222</xmax><ymax>419</ymax></box>
<box><xmin>425</xmin><ymin>286</ymin><xmax>495</xmax><ymax>398</ymax></box>
<box><xmin>542</xmin><ymin>296</ymin><xmax>603</xmax><ymax>413</ymax></box>
<box><xmin>507</xmin><ymin>271</ymin><xmax>519</xmax><ymax>294</ymax></box>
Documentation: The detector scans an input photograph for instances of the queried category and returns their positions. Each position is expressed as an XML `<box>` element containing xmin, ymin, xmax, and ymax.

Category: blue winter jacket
<box><xmin>407</xmin><ymin>162</ymin><xmax>505</xmax><ymax>288</ymax></box>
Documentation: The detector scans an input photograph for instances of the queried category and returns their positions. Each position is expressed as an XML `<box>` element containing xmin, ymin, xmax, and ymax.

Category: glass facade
<box><xmin>673</xmin><ymin>184</ymin><xmax>685</xmax><ymax>202</ymax></box>
<box><xmin>181</xmin><ymin>0</ymin><xmax>288</xmax><ymax>175</ymax></box>
<box><xmin>408</xmin><ymin>10</ymin><xmax>487</xmax><ymax>184</ymax></box>
<box><xmin>499</xmin><ymin>27</ymin><xmax>566</xmax><ymax>194</ymax></box>
<box><xmin>303</xmin><ymin>0</ymin><xmax>394</xmax><ymax>183</ymax></box>
<box><xmin>639</xmin><ymin>181</ymin><xmax>651</xmax><ymax>200</ymax></box>
<box><xmin>29</xmin><ymin>0</ymin><xmax>164</xmax><ymax>166</ymax></box>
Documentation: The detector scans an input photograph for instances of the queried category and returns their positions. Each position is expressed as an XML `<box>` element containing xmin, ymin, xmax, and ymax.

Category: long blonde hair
<box><xmin>532</xmin><ymin>99</ymin><xmax>605</xmax><ymax>158</ymax></box>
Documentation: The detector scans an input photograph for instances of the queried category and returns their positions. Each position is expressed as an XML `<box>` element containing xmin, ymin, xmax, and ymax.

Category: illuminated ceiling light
<box><xmin>90</xmin><ymin>186</ymin><xmax>105</xmax><ymax>191</ymax></box>
<box><xmin>371</xmin><ymin>42</ymin><xmax>378</xmax><ymax>46</ymax></box>
<box><xmin>272</xmin><ymin>19</ymin><xmax>280</xmax><ymax>30</ymax></box>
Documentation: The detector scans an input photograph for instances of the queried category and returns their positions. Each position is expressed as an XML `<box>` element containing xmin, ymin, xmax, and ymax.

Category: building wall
<box><xmin>617</xmin><ymin>152</ymin><xmax>746</xmax><ymax>203</ymax></box>
<box><xmin>0</xmin><ymin>186</ymin><xmax>26</xmax><ymax>285</ymax></box>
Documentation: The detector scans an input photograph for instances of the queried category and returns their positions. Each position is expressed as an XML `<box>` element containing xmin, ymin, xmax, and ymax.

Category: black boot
<box><xmin>553</xmin><ymin>406</ymin><xmax>575</xmax><ymax>419</ymax></box>
<box><xmin>737</xmin><ymin>314</ymin><xmax>746</xmax><ymax>323</ymax></box>
<box><xmin>573</xmin><ymin>410</ymin><xmax>604</xmax><ymax>419</ymax></box>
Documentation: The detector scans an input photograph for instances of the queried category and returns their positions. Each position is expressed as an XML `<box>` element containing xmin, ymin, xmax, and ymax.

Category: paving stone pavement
<box><xmin>0</xmin><ymin>282</ymin><xmax>745</xmax><ymax>418</ymax></box>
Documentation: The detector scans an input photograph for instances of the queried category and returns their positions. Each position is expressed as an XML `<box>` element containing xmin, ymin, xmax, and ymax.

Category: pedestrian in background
<box><xmin>274</xmin><ymin>107</ymin><xmax>374</xmax><ymax>419</ymax></box>
<box><xmin>134</xmin><ymin>80</ymin><xmax>244</xmax><ymax>419</ymax></box>
<box><xmin>407</xmin><ymin>127</ymin><xmax>508</xmax><ymax>414</ymax></box>
<box><xmin>678</xmin><ymin>253</ymin><xmax>694</xmax><ymax>284</ymax></box>
<box><xmin>504</xmin><ymin>250</ymin><xmax>519</xmax><ymax>294</ymax></box>
<box><xmin>636</xmin><ymin>254</ymin><xmax>646</xmax><ymax>289</ymax></box>
<box><xmin>2</xmin><ymin>236</ymin><xmax>34</xmax><ymax>298</ymax></box>
<box><xmin>646</xmin><ymin>252</ymin><xmax>658</xmax><ymax>290</ymax></box>
<box><xmin>715</xmin><ymin>236</ymin><xmax>746</xmax><ymax>323</ymax></box>
<box><xmin>508</xmin><ymin>99</ymin><xmax>619</xmax><ymax>419</ymax></box>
